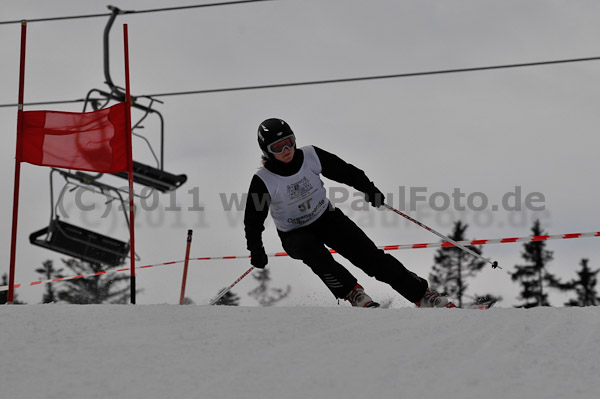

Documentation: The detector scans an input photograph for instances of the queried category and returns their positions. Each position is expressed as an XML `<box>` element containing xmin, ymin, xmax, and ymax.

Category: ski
<box><xmin>451</xmin><ymin>298</ymin><xmax>497</xmax><ymax>310</ymax></box>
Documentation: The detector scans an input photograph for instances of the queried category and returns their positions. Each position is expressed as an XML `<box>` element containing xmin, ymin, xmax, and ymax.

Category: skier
<box><xmin>244</xmin><ymin>118</ymin><xmax>450</xmax><ymax>308</ymax></box>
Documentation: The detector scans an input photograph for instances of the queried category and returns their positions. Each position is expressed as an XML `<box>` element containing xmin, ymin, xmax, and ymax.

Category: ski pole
<box><xmin>209</xmin><ymin>266</ymin><xmax>255</xmax><ymax>305</ymax></box>
<box><xmin>382</xmin><ymin>203</ymin><xmax>500</xmax><ymax>269</ymax></box>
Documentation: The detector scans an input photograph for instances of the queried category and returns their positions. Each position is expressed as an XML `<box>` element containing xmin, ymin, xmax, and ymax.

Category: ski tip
<box><xmin>472</xmin><ymin>299</ymin><xmax>497</xmax><ymax>310</ymax></box>
<box><xmin>485</xmin><ymin>299</ymin><xmax>498</xmax><ymax>309</ymax></box>
<box><xmin>453</xmin><ymin>299</ymin><xmax>498</xmax><ymax>310</ymax></box>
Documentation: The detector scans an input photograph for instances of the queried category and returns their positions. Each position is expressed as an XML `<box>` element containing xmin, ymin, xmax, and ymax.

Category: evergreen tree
<box><xmin>214</xmin><ymin>289</ymin><xmax>240</xmax><ymax>306</ymax></box>
<box><xmin>181</xmin><ymin>297</ymin><xmax>195</xmax><ymax>305</ymax></box>
<box><xmin>0</xmin><ymin>273</ymin><xmax>25</xmax><ymax>304</ymax></box>
<box><xmin>56</xmin><ymin>259</ymin><xmax>132</xmax><ymax>304</ymax></box>
<box><xmin>35</xmin><ymin>260</ymin><xmax>64</xmax><ymax>303</ymax></box>
<box><xmin>564</xmin><ymin>259</ymin><xmax>600</xmax><ymax>307</ymax></box>
<box><xmin>248</xmin><ymin>268</ymin><xmax>291</xmax><ymax>306</ymax></box>
<box><xmin>511</xmin><ymin>220</ymin><xmax>558</xmax><ymax>308</ymax></box>
<box><xmin>429</xmin><ymin>221</ymin><xmax>486</xmax><ymax>307</ymax></box>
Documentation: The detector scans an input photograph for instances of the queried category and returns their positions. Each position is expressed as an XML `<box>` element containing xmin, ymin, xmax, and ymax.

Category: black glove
<box><xmin>364</xmin><ymin>187</ymin><xmax>385</xmax><ymax>208</ymax></box>
<box><xmin>250</xmin><ymin>247</ymin><xmax>268</xmax><ymax>269</ymax></box>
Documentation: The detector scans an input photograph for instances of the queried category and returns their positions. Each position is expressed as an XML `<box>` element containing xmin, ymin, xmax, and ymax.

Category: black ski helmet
<box><xmin>257</xmin><ymin>118</ymin><xmax>295</xmax><ymax>159</ymax></box>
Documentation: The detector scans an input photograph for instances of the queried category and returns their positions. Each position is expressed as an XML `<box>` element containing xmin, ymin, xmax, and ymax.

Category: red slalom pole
<box><xmin>8</xmin><ymin>21</ymin><xmax>28</xmax><ymax>304</ymax></box>
<box><xmin>179</xmin><ymin>230</ymin><xmax>193</xmax><ymax>305</ymax></box>
<box><xmin>123</xmin><ymin>24</ymin><xmax>136</xmax><ymax>304</ymax></box>
<box><xmin>382</xmin><ymin>203</ymin><xmax>500</xmax><ymax>269</ymax></box>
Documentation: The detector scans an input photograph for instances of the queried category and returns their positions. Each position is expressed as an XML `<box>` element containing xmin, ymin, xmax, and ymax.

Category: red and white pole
<box><xmin>209</xmin><ymin>266</ymin><xmax>254</xmax><ymax>305</ymax></box>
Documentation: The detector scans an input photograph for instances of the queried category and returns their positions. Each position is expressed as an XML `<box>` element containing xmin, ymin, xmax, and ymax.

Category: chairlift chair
<box><xmin>30</xmin><ymin>220</ymin><xmax>129</xmax><ymax>267</ymax></box>
<box><xmin>82</xmin><ymin>6</ymin><xmax>187</xmax><ymax>193</ymax></box>
<box><xmin>29</xmin><ymin>169</ymin><xmax>132</xmax><ymax>267</ymax></box>
<box><xmin>83</xmin><ymin>87</ymin><xmax>187</xmax><ymax>193</ymax></box>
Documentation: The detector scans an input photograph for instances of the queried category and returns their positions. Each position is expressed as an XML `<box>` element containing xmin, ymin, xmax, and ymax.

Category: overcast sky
<box><xmin>1</xmin><ymin>0</ymin><xmax>599</xmax><ymax>306</ymax></box>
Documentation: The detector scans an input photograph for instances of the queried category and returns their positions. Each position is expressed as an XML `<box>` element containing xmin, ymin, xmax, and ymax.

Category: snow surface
<box><xmin>1</xmin><ymin>305</ymin><xmax>599</xmax><ymax>399</ymax></box>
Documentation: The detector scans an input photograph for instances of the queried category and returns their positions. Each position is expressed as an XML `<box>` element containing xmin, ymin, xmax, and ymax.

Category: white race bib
<box><xmin>256</xmin><ymin>146</ymin><xmax>329</xmax><ymax>232</ymax></box>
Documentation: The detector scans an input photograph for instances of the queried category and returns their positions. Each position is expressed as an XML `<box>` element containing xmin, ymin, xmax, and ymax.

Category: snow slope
<box><xmin>1</xmin><ymin>305</ymin><xmax>598</xmax><ymax>399</ymax></box>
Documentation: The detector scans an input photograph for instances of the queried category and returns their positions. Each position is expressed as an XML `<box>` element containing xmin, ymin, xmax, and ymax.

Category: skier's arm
<box><xmin>314</xmin><ymin>146</ymin><xmax>384</xmax><ymax>206</ymax></box>
<box><xmin>244</xmin><ymin>175</ymin><xmax>271</xmax><ymax>267</ymax></box>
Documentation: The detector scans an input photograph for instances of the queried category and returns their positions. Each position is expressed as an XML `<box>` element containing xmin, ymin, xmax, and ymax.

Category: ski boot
<box><xmin>345</xmin><ymin>283</ymin><xmax>380</xmax><ymax>308</ymax></box>
<box><xmin>416</xmin><ymin>288</ymin><xmax>455</xmax><ymax>308</ymax></box>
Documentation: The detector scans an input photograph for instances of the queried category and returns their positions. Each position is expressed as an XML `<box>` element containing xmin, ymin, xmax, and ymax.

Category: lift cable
<box><xmin>1</xmin><ymin>55</ymin><xmax>599</xmax><ymax>109</ymax></box>
<box><xmin>141</xmin><ymin>55</ymin><xmax>600</xmax><ymax>99</ymax></box>
<box><xmin>0</xmin><ymin>0</ymin><xmax>274</xmax><ymax>25</ymax></box>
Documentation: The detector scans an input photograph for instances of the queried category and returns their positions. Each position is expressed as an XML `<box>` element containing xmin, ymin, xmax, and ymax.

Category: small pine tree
<box><xmin>511</xmin><ymin>220</ymin><xmax>558</xmax><ymax>308</ymax></box>
<box><xmin>35</xmin><ymin>260</ymin><xmax>64</xmax><ymax>303</ymax></box>
<box><xmin>564</xmin><ymin>259</ymin><xmax>600</xmax><ymax>307</ymax></box>
<box><xmin>429</xmin><ymin>221</ymin><xmax>486</xmax><ymax>307</ymax></box>
<box><xmin>248</xmin><ymin>269</ymin><xmax>291</xmax><ymax>306</ymax></box>
<box><xmin>214</xmin><ymin>289</ymin><xmax>240</xmax><ymax>306</ymax></box>
<box><xmin>182</xmin><ymin>297</ymin><xmax>195</xmax><ymax>305</ymax></box>
<box><xmin>56</xmin><ymin>258</ymin><xmax>132</xmax><ymax>304</ymax></box>
<box><xmin>0</xmin><ymin>273</ymin><xmax>25</xmax><ymax>304</ymax></box>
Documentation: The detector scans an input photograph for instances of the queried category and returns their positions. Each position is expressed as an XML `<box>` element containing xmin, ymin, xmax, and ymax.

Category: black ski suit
<box><xmin>244</xmin><ymin>146</ymin><xmax>427</xmax><ymax>302</ymax></box>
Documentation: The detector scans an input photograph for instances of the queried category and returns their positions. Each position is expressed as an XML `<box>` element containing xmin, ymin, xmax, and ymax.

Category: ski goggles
<box><xmin>267</xmin><ymin>134</ymin><xmax>296</xmax><ymax>154</ymax></box>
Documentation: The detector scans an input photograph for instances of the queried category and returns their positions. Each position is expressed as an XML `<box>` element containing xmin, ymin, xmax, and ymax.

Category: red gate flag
<box><xmin>9</xmin><ymin>22</ymin><xmax>136</xmax><ymax>305</ymax></box>
<box><xmin>17</xmin><ymin>102</ymin><xmax>128</xmax><ymax>173</ymax></box>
